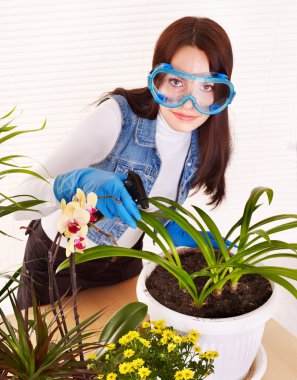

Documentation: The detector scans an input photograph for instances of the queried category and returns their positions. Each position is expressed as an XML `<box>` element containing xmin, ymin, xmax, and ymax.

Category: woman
<box><xmin>15</xmin><ymin>16</ymin><xmax>235</xmax><ymax>307</ymax></box>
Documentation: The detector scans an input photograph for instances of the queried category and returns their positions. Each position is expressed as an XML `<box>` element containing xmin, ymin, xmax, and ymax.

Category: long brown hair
<box><xmin>100</xmin><ymin>16</ymin><xmax>234</xmax><ymax>207</ymax></box>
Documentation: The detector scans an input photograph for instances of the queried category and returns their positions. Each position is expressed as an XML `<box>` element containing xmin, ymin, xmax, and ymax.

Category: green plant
<box><xmin>57</xmin><ymin>187</ymin><xmax>297</xmax><ymax>308</ymax></box>
<box><xmin>0</xmin><ymin>290</ymin><xmax>148</xmax><ymax>379</ymax></box>
<box><xmin>87</xmin><ymin>320</ymin><xmax>217</xmax><ymax>380</ymax></box>
<box><xmin>0</xmin><ymin>106</ymin><xmax>47</xmax><ymax>237</ymax></box>
<box><xmin>0</xmin><ymin>291</ymin><xmax>104</xmax><ymax>379</ymax></box>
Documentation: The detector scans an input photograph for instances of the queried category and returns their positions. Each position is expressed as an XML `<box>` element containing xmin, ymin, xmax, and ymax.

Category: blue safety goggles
<box><xmin>148</xmin><ymin>63</ymin><xmax>236</xmax><ymax>115</ymax></box>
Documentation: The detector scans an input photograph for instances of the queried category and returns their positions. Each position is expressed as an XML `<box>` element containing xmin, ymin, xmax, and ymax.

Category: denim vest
<box><xmin>87</xmin><ymin>94</ymin><xmax>200</xmax><ymax>245</ymax></box>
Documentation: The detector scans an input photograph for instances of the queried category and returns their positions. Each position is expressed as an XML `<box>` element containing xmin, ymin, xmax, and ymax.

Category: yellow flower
<box><xmin>151</xmin><ymin>320</ymin><xmax>166</xmax><ymax>329</ymax></box>
<box><xmin>182</xmin><ymin>368</ymin><xmax>194</xmax><ymax>379</ymax></box>
<box><xmin>119</xmin><ymin>331</ymin><xmax>140</xmax><ymax>345</ymax></box>
<box><xmin>119</xmin><ymin>362</ymin><xmax>133</xmax><ymax>374</ymax></box>
<box><xmin>160</xmin><ymin>336</ymin><xmax>168</xmax><ymax>345</ymax></box>
<box><xmin>131</xmin><ymin>358</ymin><xmax>145</xmax><ymax>368</ymax></box>
<box><xmin>106</xmin><ymin>343</ymin><xmax>116</xmax><ymax>351</ymax></box>
<box><xmin>162</xmin><ymin>329</ymin><xmax>175</xmax><ymax>339</ymax></box>
<box><xmin>187</xmin><ymin>329</ymin><xmax>200</xmax><ymax>344</ymax></box>
<box><xmin>194</xmin><ymin>345</ymin><xmax>202</xmax><ymax>353</ymax></box>
<box><xmin>174</xmin><ymin>368</ymin><xmax>194</xmax><ymax>380</ymax></box>
<box><xmin>141</xmin><ymin>321</ymin><xmax>151</xmax><ymax>329</ymax></box>
<box><xmin>174</xmin><ymin>370</ymin><xmax>184</xmax><ymax>380</ymax></box>
<box><xmin>204</xmin><ymin>350</ymin><xmax>219</xmax><ymax>359</ymax></box>
<box><xmin>137</xmin><ymin>337</ymin><xmax>151</xmax><ymax>347</ymax></box>
<box><xmin>150</xmin><ymin>328</ymin><xmax>162</xmax><ymax>334</ymax></box>
<box><xmin>97</xmin><ymin>375</ymin><xmax>104</xmax><ymax>379</ymax></box>
<box><xmin>138</xmin><ymin>366</ymin><xmax>151</xmax><ymax>379</ymax></box>
<box><xmin>172</xmin><ymin>335</ymin><xmax>183</xmax><ymax>344</ymax></box>
<box><xmin>167</xmin><ymin>343</ymin><xmax>176</xmax><ymax>352</ymax></box>
<box><xmin>126</xmin><ymin>331</ymin><xmax>140</xmax><ymax>339</ymax></box>
<box><xmin>105</xmin><ymin>353</ymin><xmax>109</xmax><ymax>360</ymax></box>
<box><xmin>88</xmin><ymin>353</ymin><xmax>97</xmax><ymax>360</ymax></box>
<box><xmin>106</xmin><ymin>373</ymin><xmax>117</xmax><ymax>380</ymax></box>
<box><xmin>123</xmin><ymin>349</ymin><xmax>135</xmax><ymax>358</ymax></box>
<box><xmin>118</xmin><ymin>336</ymin><xmax>129</xmax><ymax>345</ymax></box>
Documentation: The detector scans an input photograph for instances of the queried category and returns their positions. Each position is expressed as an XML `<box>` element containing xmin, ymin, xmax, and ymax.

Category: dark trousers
<box><xmin>17</xmin><ymin>219</ymin><xmax>143</xmax><ymax>309</ymax></box>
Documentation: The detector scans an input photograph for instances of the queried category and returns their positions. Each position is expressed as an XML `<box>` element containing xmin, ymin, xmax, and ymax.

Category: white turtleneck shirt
<box><xmin>14</xmin><ymin>98</ymin><xmax>192</xmax><ymax>248</ymax></box>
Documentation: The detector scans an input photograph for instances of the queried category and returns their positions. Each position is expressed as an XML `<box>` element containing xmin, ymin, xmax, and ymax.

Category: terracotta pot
<box><xmin>137</xmin><ymin>261</ymin><xmax>279</xmax><ymax>380</ymax></box>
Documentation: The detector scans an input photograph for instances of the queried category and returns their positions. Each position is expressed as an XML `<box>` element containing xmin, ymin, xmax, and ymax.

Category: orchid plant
<box><xmin>57</xmin><ymin>187</ymin><xmax>297</xmax><ymax>309</ymax></box>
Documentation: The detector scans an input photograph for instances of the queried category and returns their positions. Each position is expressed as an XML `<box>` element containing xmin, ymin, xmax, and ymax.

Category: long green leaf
<box><xmin>248</xmin><ymin>253</ymin><xmax>297</xmax><ymax>265</ymax></box>
<box><xmin>0</xmin><ymin>168</ymin><xmax>49</xmax><ymax>182</ymax></box>
<box><xmin>0</xmin><ymin>118</ymin><xmax>46</xmax><ymax>144</ymax></box>
<box><xmin>238</xmin><ymin>187</ymin><xmax>273</xmax><ymax>250</ymax></box>
<box><xmin>242</xmin><ymin>221</ymin><xmax>297</xmax><ymax>250</ymax></box>
<box><xmin>137</xmin><ymin>215</ymin><xmax>178</xmax><ymax>265</ymax></box>
<box><xmin>56</xmin><ymin>246</ymin><xmax>198</xmax><ymax>301</ymax></box>
<box><xmin>0</xmin><ymin>266</ymin><xmax>22</xmax><ymax>297</ymax></box>
<box><xmin>0</xmin><ymin>154</ymin><xmax>30</xmax><ymax>164</ymax></box>
<box><xmin>0</xmin><ymin>106</ymin><xmax>17</xmax><ymax>120</ymax></box>
<box><xmin>227</xmin><ymin>228</ymin><xmax>272</xmax><ymax>252</ymax></box>
<box><xmin>224</xmin><ymin>204</ymin><xmax>262</xmax><ymax>241</ymax></box>
<box><xmin>96</xmin><ymin>302</ymin><xmax>147</xmax><ymax>358</ymax></box>
<box><xmin>140</xmin><ymin>211</ymin><xmax>183</xmax><ymax>266</ymax></box>
<box><xmin>249</xmin><ymin>214</ymin><xmax>297</xmax><ymax>230</ymax></box>
<box><xmin>151</xmin><ymin>196</ymin><xmax>217</xmax><ymax>255</ymax></box>
<box><xmin>0</xmin><ymin>124</ymin><xmax>18</xmax><ymax>132</ymax></box>
<box><xmin>192</xmin><ymin>205</ymin><xmax>230</xmax><ymax>262</ymax></box>
<box><xmin>228</xmin><ymin>264</ymin><xmax>297</xmax><ymax>299</ymax></box>
<box><xmin>0</xmin><ymin>200</ymin><xmax>47</xmax><ymax>217</ymax></box>
<box><xmin>148</xmin><ymin>198</ymin><xmax>216</xmax><ymax>267</ymax></box>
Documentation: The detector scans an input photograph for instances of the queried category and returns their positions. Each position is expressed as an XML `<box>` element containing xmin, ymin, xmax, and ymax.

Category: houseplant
<box><xmin>57</xmin><ymin>186</ymin><xmax>297</xmax><ymax>379</ymax></box>
<box><xmin>87</xmin><ymin>320</ymin><xmax>217</xmax><ymax>379</ymax></box>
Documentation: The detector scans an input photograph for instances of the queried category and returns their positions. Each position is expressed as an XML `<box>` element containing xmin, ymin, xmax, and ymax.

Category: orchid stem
<box><xmin>70</xmin><ymin>252</ymin><xmax>84</xmax><ymax>362</ymax></box>
<box><xmin>47</xmin><ymin>233</ymin><xmax>65</xmax><ymax>338</ymax></box>
<box><xmin>51</xmin><ymin>233</ymin><xmax>69</xmax><ymax>336</ymax></box>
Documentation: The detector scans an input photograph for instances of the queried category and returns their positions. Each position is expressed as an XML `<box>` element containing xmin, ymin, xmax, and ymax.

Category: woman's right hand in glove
<box><xmin>53</xmin><ymin>168</ymin><xmax>141</xmax><ymax>228</ymax></box>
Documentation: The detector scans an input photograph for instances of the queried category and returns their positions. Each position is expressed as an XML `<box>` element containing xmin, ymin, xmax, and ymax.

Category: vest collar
<box><xmin>135</xmin><ymin>117</ymin><xmax>157</xmax><ymax>147</ymax></box>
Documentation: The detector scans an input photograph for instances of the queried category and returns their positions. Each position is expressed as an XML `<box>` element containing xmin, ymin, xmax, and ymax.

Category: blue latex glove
<box><xmin>165</xmin><ymin>220</ymin><xmax>232</xmax><ymax>250</ymax></box>
<box><xmin>53</xmin><ymin>168</ymin><xmax>141</xmax><ymax>228</ymax></box>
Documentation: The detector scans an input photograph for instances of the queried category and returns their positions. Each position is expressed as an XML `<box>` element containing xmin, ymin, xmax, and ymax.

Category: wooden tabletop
<box><xmin>70</xmin><ymin>277</ymin><xmax>297</xmax><ymax>380</ymax></box>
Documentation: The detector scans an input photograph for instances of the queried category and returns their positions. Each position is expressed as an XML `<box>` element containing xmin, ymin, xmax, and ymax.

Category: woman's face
<box><xmin>159</xmin><ymin>45</ymin><xmax>211</xmax><ymax>133</ymax></box>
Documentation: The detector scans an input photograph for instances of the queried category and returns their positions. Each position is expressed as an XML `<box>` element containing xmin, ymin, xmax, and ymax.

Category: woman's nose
<box><xmin>181</xmin><ymin>98</ymin><xmax>195</xmax><ymax>110</ymax></box>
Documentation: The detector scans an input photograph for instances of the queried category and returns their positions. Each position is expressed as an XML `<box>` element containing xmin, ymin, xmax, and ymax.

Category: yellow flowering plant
<box><xmin>87</xmin><ymin>320</ymin><xmax>217</xmax><ymax>380</ymax></box>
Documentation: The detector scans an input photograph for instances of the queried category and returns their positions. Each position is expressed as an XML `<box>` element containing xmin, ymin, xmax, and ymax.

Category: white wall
<box><xmin>1</xmin><ymin>0</ymin><xmax>297</xmax><ymax>335</ymax></box>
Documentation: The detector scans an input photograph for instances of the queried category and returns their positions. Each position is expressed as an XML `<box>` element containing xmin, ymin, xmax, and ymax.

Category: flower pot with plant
<box><xmin>57</xmin><ymin>187</ymin><xmax>297</xmax><ymax>380</ymax></box>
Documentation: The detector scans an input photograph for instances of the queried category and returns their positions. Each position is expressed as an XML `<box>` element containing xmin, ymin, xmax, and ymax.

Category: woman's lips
<box><xmin>172</xmin><ymin>112</ymin><xmax>197</xmax><ymax>121</ymax></box>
